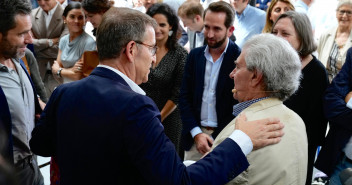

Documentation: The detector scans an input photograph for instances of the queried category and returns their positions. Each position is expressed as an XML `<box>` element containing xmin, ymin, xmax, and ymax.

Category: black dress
<box><xmin>284</xmin><ymin>55</ymin><xmax>329</xmax><ymax>184</ymax></box>
<box><xmin>140</xmin><ymin>44</ymin><xmax>187</xmax><ymax>153</ymax></box>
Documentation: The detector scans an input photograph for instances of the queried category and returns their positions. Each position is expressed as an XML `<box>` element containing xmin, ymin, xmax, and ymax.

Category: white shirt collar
<box><xmin>47</xmin><ymin>2</ymin><xmax>59</xmax><ymax>16</ymax></box>
<box><xmin>204</xmin><ymin>37</ymin><xmax>230</xmax><ymax>58</ymax></box>
<box><xmin>97</xmin><ymin>64</ymin><xmax>146</xmax><ymax>95</ymax></box>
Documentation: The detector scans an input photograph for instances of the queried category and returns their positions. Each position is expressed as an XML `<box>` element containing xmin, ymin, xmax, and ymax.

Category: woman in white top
<box><xmin>317</xmin><ymin>0</ymin><xmax>352</xmax><ymax>82</ymax></box>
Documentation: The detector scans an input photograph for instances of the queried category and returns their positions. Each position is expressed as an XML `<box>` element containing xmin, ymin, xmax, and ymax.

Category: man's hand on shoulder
<box><xmin>235</xmin><ymin>113</ymin><xmax>284</xmax><ymax>150</ymax></box>
<box><xmin>194</xmin><ymin>133</ymin><xmax>213</xmax><ymax>154</ymax></box>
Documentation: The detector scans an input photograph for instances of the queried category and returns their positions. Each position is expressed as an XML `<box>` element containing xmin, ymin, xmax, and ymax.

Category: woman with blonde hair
<box><xmin>262</xmin><ymin>0</ymin><xmax>294</xmax><ymax>33</ymax></box>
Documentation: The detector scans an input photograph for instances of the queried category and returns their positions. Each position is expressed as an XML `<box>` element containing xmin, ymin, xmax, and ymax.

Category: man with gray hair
<box><xmin>211</xmin><ymin>33</ymin><xmax>308</xmax><ymax>185</ymax></box>
<box><xmin>30</xmin><ymin>8</ymin><xmax>285</xmax><ymax>184</ymax></box>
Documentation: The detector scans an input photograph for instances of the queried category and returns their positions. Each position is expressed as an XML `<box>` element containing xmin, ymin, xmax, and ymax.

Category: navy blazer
<box><xmin>179</xmin><ymin>40</ymin><xmax>240</xmax><ymax>150</ymax></box>
<box><xmin>315</xmin><ymin>48</ymin><xmax>352</xmax><ymax>176</ymax></box>
<box><xmin>0</xmin><ymin>59</ymin><xmax>41</xmax><ymax>164</ymax></box>
<box><xmin>30</xmin><ymin>67</ymin><xmax>249</xmax><ymax>185</ymax></box>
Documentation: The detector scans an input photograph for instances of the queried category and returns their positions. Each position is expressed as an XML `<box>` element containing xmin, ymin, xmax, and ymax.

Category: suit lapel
<box><xmin>47</xmin><ymin>6</ymin><xmax>63</xmax><ymax>38</ymax></box>
<box><xmin>197</xmin><ymin>50</ymin><xmax>207</xmax><ymax>100</ymax></box>
<box><xmin>216</xmin><ymin>41</ymin><xmax>234</xmax><ymax>99</ymax></box>
<box><xmin>34</xmin><ymin>8</ymin><xmax>47</xmax><ymax>37</ymax></box>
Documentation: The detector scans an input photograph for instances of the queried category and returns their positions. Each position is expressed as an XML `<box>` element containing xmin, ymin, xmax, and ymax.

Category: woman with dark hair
<box><xmin>140</xmin><ymin>3</ymin><xmax>187</xmax><ymax>155</ymax></box>
<box><xmin>81</xmin><ymin>0</ymin><xmax>113</xmax><ymax>36</ymax></box>
<box><xmin>272</xmin><ymin>11</ymin><xmax>329</xmax><ymax>185</ymax></box>
<box><xmin>51</xmin><ymin>1</ymin><xmax>96</xmax><ymax>84</ymax></box>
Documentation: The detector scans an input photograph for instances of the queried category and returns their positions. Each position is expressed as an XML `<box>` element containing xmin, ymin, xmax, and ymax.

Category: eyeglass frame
<box><xmin>134</xmin><ymin>40</ymin><xmax>158</xmax><ymax>56</ymax></box>
<box><xmin>338</xmin><ymin>9</ymin><xmax>352</xmax><ymax>16</ymax></box>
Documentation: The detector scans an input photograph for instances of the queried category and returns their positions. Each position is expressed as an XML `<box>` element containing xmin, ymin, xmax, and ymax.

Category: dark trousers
<box><xmin>306</xmin><ymin>144</ymin><xmax>318</xmax><ymax>185</ymax></box>
<box><xmin>15</xmin><ymin>156</ymin><xmax>44</xmax><ymax>185</ymax></box>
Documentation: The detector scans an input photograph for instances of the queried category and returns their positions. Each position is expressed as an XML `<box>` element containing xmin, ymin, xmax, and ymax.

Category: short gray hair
<box><xmin>96</xmin><ymin>7</ymin><xmax>157</xmax><ymax>60</ymax></box>
<box><xmin>337</xmin><ymin>0</ymin><xmax>352</xmax><ymax>11</ymax></box>
<box><xmin>243</xmin><ymin>33</ymin><xmax>302</xmax><ymax>101</ymax></box>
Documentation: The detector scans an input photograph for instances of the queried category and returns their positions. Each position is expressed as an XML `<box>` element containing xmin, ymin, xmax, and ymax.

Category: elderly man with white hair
<box><xmin>211</xmin><ymin>33</ymin><xmax>308</xmax><ymax>185</ymax></box>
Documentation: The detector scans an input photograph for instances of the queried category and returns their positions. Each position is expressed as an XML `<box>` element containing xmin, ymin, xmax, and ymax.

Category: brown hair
<box><xmin>178</xmin><ymin>0</ymin><xmax>204</xmax><ymax>19</ymax></box>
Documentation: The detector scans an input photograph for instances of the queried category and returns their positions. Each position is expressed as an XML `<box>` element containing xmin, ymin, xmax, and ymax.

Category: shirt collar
<box><xmin>232</xmin><ymin>97</ymin><xmax>268</xmax><ymax>117</ymax></box>
<box><xmin>297</xmin><ymin>0</ymin><xmax>309</xmax><ymax>11</ymax></box>
<box><xmin>236</xmin><ymin>4</ymin><xmax>250</xmax><ymax>18</ymax></box>
<box><xmin>204</xmin><ymin>38</ymin><xmax>230</xmax><ymax>61</ymax></box>
<box><xmin>0</xmin><ymin>58</ymin><xmax>19</xmax><ymax>72</ymax></box>
<box><xmin>47</xmin><ymin>2</ymin><xmax>59</xmax><ymax>16</ymax></box>
<box><xmin>97</xmin><ymin>64</ymin><xmax>146</xmax><ymax>95</ymax></box>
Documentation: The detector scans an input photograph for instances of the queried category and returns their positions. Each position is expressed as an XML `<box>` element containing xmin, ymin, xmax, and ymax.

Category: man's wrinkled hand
<box><xmin>194</xmin><ymin>133</ymin><xmax>213</xmax><ymax>154</ymax></box>
<box><xmin>235</xmin><ymin>113</ymin><xmax>284</xmax><ymax>150</ymax></box>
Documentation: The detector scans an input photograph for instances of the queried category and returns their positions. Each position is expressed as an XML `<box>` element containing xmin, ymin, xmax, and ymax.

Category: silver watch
<box><xmin>57</xmin><ymin>68</ymin><xmax>63</xmax><ymax>78</ymax></box>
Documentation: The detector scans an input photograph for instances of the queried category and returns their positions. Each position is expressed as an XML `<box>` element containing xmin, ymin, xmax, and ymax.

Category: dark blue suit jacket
<box><xmin>30</xmin><ymin>67</ymin><xmax>249</xmax><ymax>185</ymax></box>
<box><xmin>315</xmin><ymin>48</ymin><xmax>352</xmax><ymax>176</ymax></box>
<box><xmin>179</xmin><ymin>40</ymin><xmax>240</xmax><ymax>150</ymax></box>
<box><xmin>0</xmin><ymin>59</ymin><xmax>41</xmax><ymax>164</ymax></box>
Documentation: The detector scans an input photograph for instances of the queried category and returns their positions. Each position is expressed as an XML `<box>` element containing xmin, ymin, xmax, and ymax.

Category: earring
<box><xmin>168</xmin><ymin>30</ymin><xmax>173</xmax><ymax>36</ymax></box>
<box><xmin>64</xmin><ymin>21</ymin><xmax>66</xmax><ymax>24</ymax></box>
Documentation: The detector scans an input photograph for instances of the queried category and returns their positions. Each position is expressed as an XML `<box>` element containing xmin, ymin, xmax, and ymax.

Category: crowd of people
<box><xmin>0</xmin><ymin>0</ymin><xmax>352</xmax><ymax>185</ymax></box>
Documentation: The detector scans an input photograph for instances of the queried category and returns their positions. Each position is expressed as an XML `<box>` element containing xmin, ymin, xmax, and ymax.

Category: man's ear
<box><xmin>195</xmin><ymin>14</ymin><xmax>201</xmax><ymax>22</ymax></box>
<box><xmin>227</xmin><ymin>26</ymin><xmax>235</xmax><ymax>37</ymax></box>
<box><xmin>125</xmin><ymin>41</ymin><xmax>138</xmax><ymax>63</ymax></box>
<box><xmin>250</xmin><ymin>69</ymin><xmax>264</xmax><ymax>87</ymax></box>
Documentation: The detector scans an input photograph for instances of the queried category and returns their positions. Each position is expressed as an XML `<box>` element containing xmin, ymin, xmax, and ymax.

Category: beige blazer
<box><xmin>211</xmin><ymin>98</ymin><xmax>308</xmax><ymax>185</ymax></box>
<box><xmin>31</xmin><ymin>5</ymin><xmax>68</xmax><ymax>59</ymax></box>
<box><xmin>317</xmin><ymin>26</ymin><xmax>352</xmax><ymax>67</ymax></box>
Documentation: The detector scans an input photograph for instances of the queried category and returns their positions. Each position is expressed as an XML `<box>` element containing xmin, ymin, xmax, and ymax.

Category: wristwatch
<box><xmin>48</xmin><ymin>39</ymin><xmax>53</xmax><ymax>47</ymax></box>
<box><xmin>57</xmin><ymin>68</ymin><xmax>63</xmax><ymax>78</ymax></box>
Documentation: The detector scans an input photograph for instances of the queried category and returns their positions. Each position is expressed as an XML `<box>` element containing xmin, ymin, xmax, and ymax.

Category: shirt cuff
<box><xmin>190</xmin><ymin>127</ymin><xmax>202</xmax><ymax>138</ymax></box>
<box><xmin>229</xmin><ymin>130</ymin><xmax>253</xmax><ymax>156</ymax></box>
<box><xmin>347</xmin><ymin>98</ymin><xmax>352</xmax><ymax>109</ymax></box>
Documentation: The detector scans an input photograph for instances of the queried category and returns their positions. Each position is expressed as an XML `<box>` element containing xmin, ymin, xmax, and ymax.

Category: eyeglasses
<box><xmin>135</xmin><ymin>41</ymin><xmax>158</xmax><ymax>56</ymax></box>
<box><xmin>338</xmin><ymin>10</ymin><xmax>352</xmax><ymax>16</ymax></box>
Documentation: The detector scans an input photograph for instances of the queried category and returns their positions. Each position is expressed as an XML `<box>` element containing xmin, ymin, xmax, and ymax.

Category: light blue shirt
<box><xmin>234</xmin><ymin>5</ymin><xmax>266</xmax><ymax>48</ymax></box>
<box><xmin>190</xmin><ymin>38</ymin><xmax>229</xmax><ymax>138</ymax></box>
<box><xmin>294</xmin><ymin>0</ymin><xmax>309</xmax><ymax>14</ymax></box>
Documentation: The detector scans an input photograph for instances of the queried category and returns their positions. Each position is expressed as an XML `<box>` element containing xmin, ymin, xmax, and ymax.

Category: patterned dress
<box><xmin>140</xmin><ymin>44</ymin><xmax>187</xmax><ymax>153</ymax></box>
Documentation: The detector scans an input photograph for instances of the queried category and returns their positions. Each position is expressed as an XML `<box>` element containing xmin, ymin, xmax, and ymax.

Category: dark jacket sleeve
<box><xmin>25</xmin><ymin>48</ymin><xmax>48</xmax><ymax>102</ymax></box>
<box><xmin>179</xmin><ymin>50</ymin><xmax>200</xmax><ymax>134</ymax></box>
<box><xmin>124</xmin><ymin>95</ymin><xmax>249</xmax><ymax>185</ymax></box>
<box><xmin>30</xmin><ymin>87</ymin><xmax>60</xmax><ymax>157</ymax></box>
<box><xmin>324</xmin><ymin>48</ymin><xmax>352</xmax><ymax>131</ymax></box>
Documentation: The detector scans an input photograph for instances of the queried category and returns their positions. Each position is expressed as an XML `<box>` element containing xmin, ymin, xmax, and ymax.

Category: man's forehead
<box><xmin>204</xmin><ymin>11</ymin><xmax>226</xmax><ymax>24</ymax></box>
